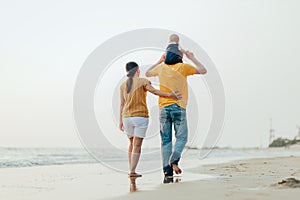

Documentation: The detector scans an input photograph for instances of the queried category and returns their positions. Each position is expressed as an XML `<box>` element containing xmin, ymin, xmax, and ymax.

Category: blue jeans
<box><xmin>159</xmin><ymin>104</ymin><xmax>188</xmax><ymax>176</ymax></box>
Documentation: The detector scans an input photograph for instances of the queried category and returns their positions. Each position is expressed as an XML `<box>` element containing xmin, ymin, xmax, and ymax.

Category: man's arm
<box><xmin>145</xmin><ymin>54</ymin><xmax>165</xmax><ymax>77</ymax></box>
<box><xmin>186</xmin><ymin>51</ymin><xmax>207</xmax><ymax>74</ymax></box>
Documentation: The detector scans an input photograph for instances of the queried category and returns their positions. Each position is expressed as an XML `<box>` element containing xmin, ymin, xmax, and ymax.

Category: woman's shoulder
<box><xmin>133</xmin><ymin>78</ymin><xmax>149</xmax><ymax>87</ymax></box>
<box><xmin>120</xmin><ymin>81</ymin><xmax>126</xmax><ymax>89</ymax></box>
<box><xmin>136</xmin><ymin>77</ymin><xmax>149</xmax><ymax>82</ymax></box>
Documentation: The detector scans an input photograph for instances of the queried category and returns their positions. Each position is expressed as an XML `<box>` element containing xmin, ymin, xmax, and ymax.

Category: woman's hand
<box><xmin>169</xmin><ymin>91</ymin><xmax>182</xmax><ymax>100</ymax></box>
<box><xmin>119</xmin><ymin>122</ymin><xmax>124</xmax><ymax>132</ymax></box>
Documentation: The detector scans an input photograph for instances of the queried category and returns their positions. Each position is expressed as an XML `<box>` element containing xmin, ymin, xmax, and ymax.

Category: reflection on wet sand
<box><xmin>129</xmin><ymin>177</ymin><xmax>138</xmax><ymax>192</ymax></box>
<box><xmin>129</xmin><ymin>176</ymin><xmax>182</xmax><ymax>192</ymax></box>
<box><xmin>163</xmin><ymin>176</ymin><xmax>181</xmax><ymax>184</ymax></box>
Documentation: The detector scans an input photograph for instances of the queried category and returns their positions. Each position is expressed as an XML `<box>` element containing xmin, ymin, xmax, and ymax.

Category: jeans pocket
<box><xmin>159</xmin><ymin>109</ymin><xmax>168</xmax><ymax>122</ymax></box>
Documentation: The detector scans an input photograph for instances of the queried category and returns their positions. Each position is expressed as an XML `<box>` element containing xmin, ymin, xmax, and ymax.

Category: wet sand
<box><xmin>112</xmin><ymin>155</ymin><xmax>300</xmax><ymax>200</ymax></box>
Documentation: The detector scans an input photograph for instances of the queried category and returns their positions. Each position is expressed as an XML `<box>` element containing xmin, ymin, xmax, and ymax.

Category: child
<box><xmin>164</xmin><ymin>34</ymin><xmax>187</xmax><ymax>65</ymax></box>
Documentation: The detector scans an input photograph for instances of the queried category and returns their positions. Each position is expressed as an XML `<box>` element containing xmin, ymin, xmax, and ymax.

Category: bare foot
<box><xmin>128</xmin><ymin>173</ymin><xmax>142</xmax><ymax>177</ymax></box>
<box><xmin>174</xmin><ymin>177</ymin><xmax>181</xmax><ymax>183</ymax></box>
<box><xmin>171</xmin><ymin>164</ymin><xmax>182</xmax><ymax>174</ymax></box>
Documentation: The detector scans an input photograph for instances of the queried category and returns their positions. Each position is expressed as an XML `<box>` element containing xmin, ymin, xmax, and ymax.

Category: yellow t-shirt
<box><xmin>120</xmin><ymin>77</ymin><xmax>150</xmax><ymax>118</ymax></box>
<box><xmin>151</xmin><ymin>63</ymin><xmax>197</xmax><ymax>109</ymax></box>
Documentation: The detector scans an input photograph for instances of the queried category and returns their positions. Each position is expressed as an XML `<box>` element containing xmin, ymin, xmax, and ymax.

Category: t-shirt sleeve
<box><xmin>182</xmin><ymin>63</ymin><xmax>197</xmax><ymax>76</ymax></box>
<box><xmin>150</xmin><ymin>64</ymin><xmax>162</xmax><ymax>76</ymax></box>
<box><xmin>142</xmin><ymin>78</ymin><xmax>151</xmax><ymax>90</ymax></box>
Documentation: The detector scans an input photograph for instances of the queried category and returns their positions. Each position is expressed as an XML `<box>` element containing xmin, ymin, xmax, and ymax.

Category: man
<box><xmin>145</xmin><ymin>51</ymin><xmax>207</xmax><ymax>178</ymax></box>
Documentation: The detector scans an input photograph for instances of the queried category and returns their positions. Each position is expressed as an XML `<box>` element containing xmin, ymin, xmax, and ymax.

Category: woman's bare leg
<box><xmin>129</xmin><ymin>137</ymin><xmax>144</xmax><ymax>175</ymax></box>
<box><xmin>128</xmin><ymin>137</ymin><xmax>133</xmax><ymax>171</ymax></box>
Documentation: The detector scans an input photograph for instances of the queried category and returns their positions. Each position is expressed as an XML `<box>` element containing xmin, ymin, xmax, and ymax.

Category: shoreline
<box><xmin>1</xmin><ymin>147</ymin><xmax>300</xmax><ymax>200</ymax></box>
<box><xmin>110</xmin><ymin>155</ymin><xmax>300</xmax><ymax>200</ymax></box>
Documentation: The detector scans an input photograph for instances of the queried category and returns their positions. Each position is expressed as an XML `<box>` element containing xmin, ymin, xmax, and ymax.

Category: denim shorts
<box><xmin>123</xmin><ymin>117</ymin><xmax>149</xmax><ymax>138</ymax></box>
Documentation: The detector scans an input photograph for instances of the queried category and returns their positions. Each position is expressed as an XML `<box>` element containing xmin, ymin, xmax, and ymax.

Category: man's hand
<box><xmin>145</xmin><ymin>54</ymin><xmax>165</xmax><ymax>77</ymax></box>
<box><xmin>185</xmin><ymin>51</ymin><xmax>207</xmax><ymax>74</ymax></box>
<box><xmin>158</xmin><ymin>54</ymin><xmax>166</xmax><ymax>64</ymax></box>
<box><xmin>185</xmin><ymin>51</ymin><xmax>195</xmax><ymax>59</ymax></box>
<box><xmin>119</xmin><ymin>122</ymin><xmax>124</xmax><ymax>132</ymax></box>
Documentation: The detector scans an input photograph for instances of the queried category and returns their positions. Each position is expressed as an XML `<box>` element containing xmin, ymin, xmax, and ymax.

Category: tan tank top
<box><xmin>120</xmin><ymin>77</ymin><xmax>150</xmax><ymax>118</ymax></box>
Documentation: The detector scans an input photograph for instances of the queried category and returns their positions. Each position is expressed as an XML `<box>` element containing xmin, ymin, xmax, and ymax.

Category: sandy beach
<box><xmin>113</xmin><ymin>154</ymin><xmax>300</xmax><ymax>200</ymax></box>
<box><xmin>1</xmin><ymin>147</ymin><xmax>300</xmax><ymax>200</ymax></box>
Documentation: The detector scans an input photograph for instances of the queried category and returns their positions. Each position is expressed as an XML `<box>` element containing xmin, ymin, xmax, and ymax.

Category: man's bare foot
<box><xmin>174</xmin><ymin>177</ymin><xmax>181</xmax><ymax>183</ymax></box>
<box><xmin>171</xmin><ymin>164</ymin><xmax>182</xmax><ymax>174</ymax></box>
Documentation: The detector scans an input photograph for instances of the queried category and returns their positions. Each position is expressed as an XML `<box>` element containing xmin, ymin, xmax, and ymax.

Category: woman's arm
<box><xmin>145</xmin><ymin>82</ymin><xmax>181</xmax><ymax>100</ymax></box>
<box><xmin>119</xmin><ymin>89</ymin><xmax>125</xmax><ymax>131</ymax></box>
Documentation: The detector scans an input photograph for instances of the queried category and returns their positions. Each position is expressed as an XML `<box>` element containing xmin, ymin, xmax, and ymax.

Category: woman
<box><xmin>119</xmin><ymin>61</ymin><xmax>181</xmax><ymax>177</ymax></box>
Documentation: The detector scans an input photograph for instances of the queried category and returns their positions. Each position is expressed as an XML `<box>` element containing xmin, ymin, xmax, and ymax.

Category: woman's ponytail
<box><xmin>125</xmin><ymin>62</ymin><xmax>139</xmax><ymax>93</ymax></box>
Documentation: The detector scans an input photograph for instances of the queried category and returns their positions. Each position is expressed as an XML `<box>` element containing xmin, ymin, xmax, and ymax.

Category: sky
<box><xmin>0</xmin><ymin>0</ymin><xmax>300</xmax><ymax>148</ymax></box>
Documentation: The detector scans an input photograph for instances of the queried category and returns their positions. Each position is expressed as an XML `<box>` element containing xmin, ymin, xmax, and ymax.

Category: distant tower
<box><xmin>269</xmin><ymin>118</ymin><xmax>275</xmax><ymax>145</ymax></box>
<box><xmin>296</xmin><ymin>126</ymin><xmax>300</xmax><ymax>140</ymax></box>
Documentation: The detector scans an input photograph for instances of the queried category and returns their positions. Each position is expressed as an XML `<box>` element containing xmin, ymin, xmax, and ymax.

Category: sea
<box><xmin>1</xmin><ymin>147</ymin><xmax>299</xmax><ymax>169</ymax></box>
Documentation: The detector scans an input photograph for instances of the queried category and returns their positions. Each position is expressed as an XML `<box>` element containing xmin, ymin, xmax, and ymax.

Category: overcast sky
<box><xmin>0</xmin><ymin>0</ymin><xmax>299</xmax><ymax>148</ymax></box>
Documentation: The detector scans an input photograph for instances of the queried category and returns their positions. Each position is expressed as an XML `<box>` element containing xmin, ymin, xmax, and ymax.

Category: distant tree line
<box><xmin>269</xmin><ymin>138</ymin><xmax>300</xmax><ymax>147</ymax></box>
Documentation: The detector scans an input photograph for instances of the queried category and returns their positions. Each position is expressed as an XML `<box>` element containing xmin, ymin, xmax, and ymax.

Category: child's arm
<box><xmin>180</xmin><ymin>48</ymin><xmax>187</xmax><ymax>55</ymax></box>
<box><xmin>178</xmin><ymin>44</ymin><xmax>187</xmax><ymax>56</ymax></box>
